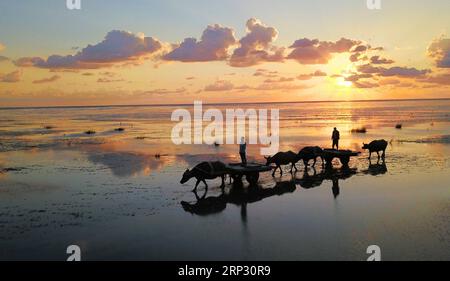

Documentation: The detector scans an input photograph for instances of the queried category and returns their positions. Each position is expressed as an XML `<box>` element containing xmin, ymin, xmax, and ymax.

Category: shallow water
<box><xmin>0</xmin><ymin>100</ymin><xmax>449</xmax><ymax>260</ymax></box>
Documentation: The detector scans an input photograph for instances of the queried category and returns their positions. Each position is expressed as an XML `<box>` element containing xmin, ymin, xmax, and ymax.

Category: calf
<box><xmin>265</xmin><ymin>151</ymin><xmax>300</xmax><ymax>176</ymax></box>
<box><xmin>362</xmin><ymin>139</ymin><xmax>388</xmax><ymax>160</ymax></box>
<box><xmin>298</xmin><ymin>146</ymin><xmax>324</xmax><ymax>167</ymax></box>
<box><xmin>180</xmin><ymin>161</ymin><xmax>227</xmax><ymax>191</ymax></box>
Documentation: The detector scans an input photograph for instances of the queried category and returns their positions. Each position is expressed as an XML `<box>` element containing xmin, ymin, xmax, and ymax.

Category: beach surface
<box><xmin>0</xmin><ymin>99</ymin><xmax>449</xmax><ymax>260</ymax></box>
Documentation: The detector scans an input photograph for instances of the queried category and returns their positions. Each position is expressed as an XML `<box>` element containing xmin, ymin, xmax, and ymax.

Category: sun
<box><xmin>336</xmin><ymin>77</ymin><xmax>353</xmax><ymax>87</ymax></box>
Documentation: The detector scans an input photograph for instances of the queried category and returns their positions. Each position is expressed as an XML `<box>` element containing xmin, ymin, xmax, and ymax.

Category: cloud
<box><xmin>204</xmin><ymin>80</ymin><xmax>234</xmax><ymax>91</ymax></box>
<box><xmin>312</xmin><ymin>70</ymin><xmax>327</xmax><ymax>76</ymax></box>
<box><xmin>297</xmin><ymin>70</ymin><xmax>327</xmax><ymax>80</ymax></box>
<box><xmin>32</xmin><ymin>75</ymin><xmax>61</xmax><ymax>84</ymax></box>
<box><xmin>15</xmin><ymin>30</ymin><xmax>163</xmax><ymax>69</ymax></box>
<box><xmin>253</xmin><ymin>68</ymin><xmax>278</xmax><ymax>77</ymax></box>
<box><xmin>0</xmin><ymin>70</ymin><xmax>21</xmax><ymax>83</ymax></box>
<box><xmin>371</xmin><ymin>46</ymin><xmax>384</xmax><ymax>51</ymax></box>
<box><xmin>428</xmin><ymin>37</ymin><xmax>450</xmax><ymax>68</ymax></box>
<box><xmin>287</xmin><ymin>37</ymin><xmax>361</xmax><ymax>64</ymax></box>
<box><xmin>99</xmin><ymin>71</ymin><xmax>117</xmax><ymax>77</ymax></box>
<box><xmin>349</xmin><ymin>53</ymin><xmax>360</xmax><ymax>62</ymax></box>
<box><xmin>14</xmin><ymin>57</ymin><xmax>43</xmax><ymax>67</ymax></box>
<box><xmin>357</xmin><ymin>64</ymin><xmax>383</xmax><ymax>74</ymax></box>
<box><xmin>254</xmin><ymin>82</ymin><xmax>310</xmax><ymax>91</ymax></box>
<box><xmin>0</xmin><ymin>42</ymin><xmax>8</xmax><ymax>62</ymax></box>
<box><xmin>357</xmin><ymin>64</ymin><xmax>430</xmax><ymax>77</ymax></box>
<box><xmin>379</xmin><ymin>66</ymin><xmax>430</xmax><ymax>77</ymax></box>
<box><xmin>370</xmin><ymin>55</ymin><xmax>394</xmax><ymax>64</ymax></box>
<box><xmin>417</xmin><ymin>72</ymin><xmax>450</xmax><ymax>85</ymax></box>
<box><xmin>349</xmin><ymin>52</ymin><xmax>369</xmax><ymax>63</ymax></box>
<box><xmin>135</xmin><ymin>88</ymin><xmax>187</xmax><ymax>96</ymax></box>
<box><xmin>163</xmin><ymin>24</ymin><xmax>236</xmax><ymax>62</ymax></box>
<box><xmin>344</xmin><ymin>73</ymin><xmax>373</xmax><ymax>82</ymax></box>
<box><xmin>97</xmin><ymin>78</ymin><xmax>125</xmax><ymax>83</ymax></box>
<box><xmin>232</xmin><ymin>82</ymin><xmax>310</xmax><ymax>92</ymax></box>
<box><xmin>353</xmin><ymin>80</ymin><xmax>379</xmax><ymax>88</ymax></box>
<box><xmin>229</xmin><ymin>18</ymin><xmax>284</xmax><ymax>67</ymax></box>
<box><xmin>378</xmin><ymin>78</ymin><xmax>401</xmax><ymax>85</ymax></box>
<box><xmin>351</xmin><ymin>45</ymin><xmax>368</xmax><ymax>53</ymax></box>
<box><xmin>297</xmin><ymin>74</ymin><xmax>313</xmax><ymax>80</ymax></box>
<box><xmin>49</xmin><ymin>68</ymin><xmax>79</xmax><ymax>73</ymax></box>
<box><xmin>201</xmin><ymin>79</ymin><xmax>308</xmax><ymax>92</ymax></box>
<box><xmin>264</xmin><ymin>77</ymin><xmax>295</xmax><ymax>83</ymax></box>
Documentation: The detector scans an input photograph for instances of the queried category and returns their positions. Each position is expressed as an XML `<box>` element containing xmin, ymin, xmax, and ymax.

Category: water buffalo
<box><xmin>362</xmin><ymin>139</ymin><xmax>388</xmax><ymax>160</ymax></box>
<box><xmin>180</xmin><ymin>161</ymin><xmax>227</xmax><ymax>191</ymax></box>
<box><xmin>298</xmin><ymin>146</ymin><xmax>324</xmax><ymax>167</ymax></box>
<box><xmin>265</xmin><ymin>151</ymin><xmax>300</xmax><ymax>176</ymax></box>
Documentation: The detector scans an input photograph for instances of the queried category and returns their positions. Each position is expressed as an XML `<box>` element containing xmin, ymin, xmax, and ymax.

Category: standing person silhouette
<box><xmin>239</xmin><ymin>137</ymin><xmax>247</xmax><ymax>166</ymax></box>
<box><xmin>332</xmin><ymin>127</ymin><xmax>340</xmax><ymax>150</ymax></box>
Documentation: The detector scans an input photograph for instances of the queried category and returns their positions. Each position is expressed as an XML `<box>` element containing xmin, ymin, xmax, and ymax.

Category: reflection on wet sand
<box><xmin>181</xmin><ymin>179</ymin><xmax>296</xmax><ymax>218</ymax></box>
<box><xmin>87</xmin><ymin>151</ymin><xmax>170</xmax><ymax>177</ymax></box>
<box><xmin>0</xmin><ymin>100</ymin><xmax>449</xmax><ymax>260</ymax></box>
<box><xmin>295</xmin><ymin>167</ymin><xmax>358</xmax><ymax>198</ymax></box>
<box><xmin>84</xmin><ymin>150</ymin><xmax>246</xmax><ymax>178</ymax></box>
<box><xmin>362</xmin><ymin>159</ymin><xmax>388</xmax><ymax>176</ymax></box>
<box><xmin>181</xmin><ymin>165</ymin><xmax>361</xmax><ymax>219</ymax></box>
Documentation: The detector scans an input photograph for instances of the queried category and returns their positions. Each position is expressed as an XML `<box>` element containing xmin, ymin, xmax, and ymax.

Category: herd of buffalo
<box><xmin>180</xmin><ymin>139</ymin><xmax>388</xmax><ymax>190</ymax></box>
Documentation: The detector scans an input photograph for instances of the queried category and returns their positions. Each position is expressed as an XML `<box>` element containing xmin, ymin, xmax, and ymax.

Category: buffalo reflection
<box><xmin>181</xmin><ymin>166</ymin><xmax>358</xmax><ymax>219</ymax></box>
<box><xmin>181</xmin><ymin>180</ymin><xmax>296</xmax><ymax>218</ymax></box>
<box><xmin>295</xmin><ymin>167</ymin><xmax>357</xmax><ymax>198</ymax></box>
<box><xmin>363</xmin><ymin>159</ymin><xmax>388</xmax><ymax>176</ymax></box>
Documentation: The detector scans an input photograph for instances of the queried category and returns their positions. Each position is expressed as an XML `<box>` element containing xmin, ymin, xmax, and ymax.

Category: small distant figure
<box><xmin>239</xmin><ymin>137</ymin><xmax>247</xmax><ymax>166</ymax></box>
<box><xmin>332</xmin><ymin>127</ymin><xmax>340</xmax><ymax>150</ymax></box>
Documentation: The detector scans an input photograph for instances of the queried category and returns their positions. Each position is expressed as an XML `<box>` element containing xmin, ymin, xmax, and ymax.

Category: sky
<box><xmin>0</xmin><ymin>0</ymin><xmax>449</xmax><ymax>107</ymax></box>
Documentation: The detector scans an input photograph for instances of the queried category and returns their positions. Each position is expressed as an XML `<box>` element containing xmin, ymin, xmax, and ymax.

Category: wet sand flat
<box><xmin>0</xmin><ymin>100</ymin><xmax>449</xmax><ymax>260</ymax></box>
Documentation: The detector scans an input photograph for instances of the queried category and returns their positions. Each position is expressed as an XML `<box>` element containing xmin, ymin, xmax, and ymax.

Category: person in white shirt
<box><xmin>239</xmin><ymin>137</ymin><xmax>247</xmax><ymax>166</ymax></box>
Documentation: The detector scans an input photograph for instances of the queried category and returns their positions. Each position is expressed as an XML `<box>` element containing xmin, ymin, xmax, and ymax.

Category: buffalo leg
<box><xmin>221</xmin><ymin>175</ymin><xmax>225</xmax><ymax>188</ymax></box>
<box><xmin>200</xmin><ymin>188</ymin><xmax>208</xmax><ymax>199</ymax></box>
<box><xmin>312</xmin><ymin>158</ymin><xmax>317</xmax><ymax>167</ymax></box>
<box><xmin>341</xmin><ymin>156</ymin><xmax>350</xmax><ymax>167</ymax></box>
<box><xmin>202</xmin><ymin>179</ymin><xmax>208</xmax><ymax>188</ymax></box>
<box><xmin>382</xmin><ymin>149</ymin><xmax>386</xmax><ymax>159</ymax></box>
<box><xmin>193</xmin><ymin>179</ymin><xmax>201</xmax><ymax>192</ymax></box>
<box><xmin>193</xmin><ymin>189</ymin><xmax>200</xmax><ymax>200</ymax></box>
<box><xmin>368</xmin><ymin>151</ymin><xmax>371</xmax><ymax>160</ymax></box>
<box><xmin>376</xmin><ymin>151</ymin><xmax>380</xmax><ymax>160</ymax></box>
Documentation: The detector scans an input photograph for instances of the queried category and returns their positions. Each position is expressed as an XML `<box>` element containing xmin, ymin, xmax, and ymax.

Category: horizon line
<box><xmin>0</xmin><ymin>97</ymin><xmax>449</xmax><ymax>110</ymax></box>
